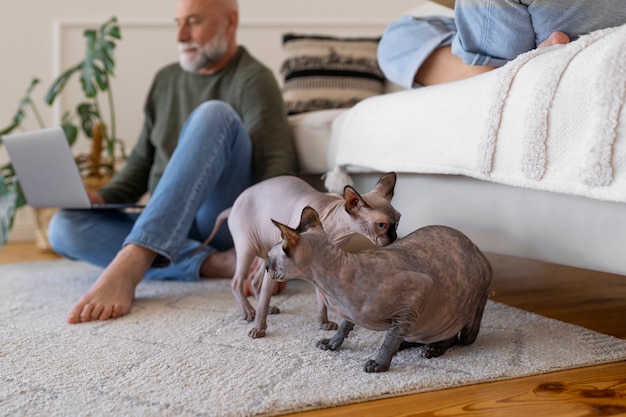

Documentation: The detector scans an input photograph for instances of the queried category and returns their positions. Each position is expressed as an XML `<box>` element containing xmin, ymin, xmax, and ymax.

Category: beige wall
<box><xmin>1</xmin><ymin>0</ymin><xmax>454</xmax><ymax>241</ymax></box>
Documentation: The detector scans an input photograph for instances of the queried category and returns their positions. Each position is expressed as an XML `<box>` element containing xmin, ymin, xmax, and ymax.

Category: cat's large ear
<box><xmin>373</xmin><ymin>172</ymin><xmax>396</xmax><ymax>202</ymax></box>
<box><xmin>343</xmin><ymin>186</ymin><xmax>366</xmax><ymax>214</ymax></box>
<box><xmin>297</xmin><ymin>206</ymin><xmax>323</xmax><ymax>233</ymax></box>
<box><xmin>271</xmin><ymin>219</ymin><xmax>300</xmax><ymax>253</ymax></box>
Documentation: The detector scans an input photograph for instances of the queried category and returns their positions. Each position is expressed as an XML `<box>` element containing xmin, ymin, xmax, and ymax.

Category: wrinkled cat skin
<box><xmin>267</xmin><ymin>207</ymin><xmax>492</xmax><ymax>372</ymax></box>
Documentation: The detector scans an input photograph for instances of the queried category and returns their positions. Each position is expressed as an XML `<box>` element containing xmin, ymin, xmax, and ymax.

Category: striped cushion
<box><xmin>280</xmin><ymin>33</ymin><xmax>384</xmax><ymax>115</ymax></box>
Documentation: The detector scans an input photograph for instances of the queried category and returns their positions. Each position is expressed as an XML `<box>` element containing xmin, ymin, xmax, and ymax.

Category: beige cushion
<box><xmin>288</xmin><ymin>108</ymin><xmax>347</xmax><ymax>174</ymax></box>
<box><xmin>280</xmin><ymin>33</ymin><xmax>385</xmax><ymax>115</ymax></box>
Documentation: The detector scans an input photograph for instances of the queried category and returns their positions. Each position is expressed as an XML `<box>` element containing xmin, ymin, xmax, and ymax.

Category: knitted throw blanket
<box><xmin>326</xmin><ymin>24</ymin><xmax>626</xmax><ymax>203</ymax></box>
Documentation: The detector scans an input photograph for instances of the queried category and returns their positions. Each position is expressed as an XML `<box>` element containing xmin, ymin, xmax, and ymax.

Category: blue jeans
<box><xmin>48</xmin><ymin>100</ymin><xmax>253</xmax><ymax>281</ymax></box>
<box><xmin>378</xmin><ymin>0</ymin><xmax>626</xmax><ymax>88</ymax></box>
<box><xmin>451</xmin><ymin>0</ymin><xmax>626</xmax><ymax>66</ymax></box>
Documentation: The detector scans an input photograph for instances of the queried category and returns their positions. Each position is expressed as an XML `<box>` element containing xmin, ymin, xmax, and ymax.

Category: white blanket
<box><xmin>327</xmin><ymin>24</ymin><xmax>626</xmax><ymax>203</ymax></box>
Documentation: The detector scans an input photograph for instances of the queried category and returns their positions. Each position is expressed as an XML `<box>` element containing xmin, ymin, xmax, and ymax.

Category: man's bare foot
<box><xmin>199</xmin><ymin>251</ymin><xmax>287</xmax><ymax>296</ymax></box>
<box><xmin>200</xmin><ymin>248</ymin><xmax>236</xmax><ymax>278</ymax></box>
<box><xmin>66</xmin><ymin>244</ymin><xmax>156</xmax><ymax>324</ymax></box>
<box><xmin>538</xmin><ymin>31</ymin><xmax>570</xmax><ymax>48</ymax></box>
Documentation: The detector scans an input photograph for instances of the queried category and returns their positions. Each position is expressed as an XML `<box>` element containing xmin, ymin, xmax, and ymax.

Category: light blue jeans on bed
<box><xmin>378</xmin><ymin>0</ymin><xmax>626</xmax><ymax>88</ymax></box>
<box><xmin>48</xmin><ymin>101</ymin><xmax>253</xmax><ymax>281</ymax></box>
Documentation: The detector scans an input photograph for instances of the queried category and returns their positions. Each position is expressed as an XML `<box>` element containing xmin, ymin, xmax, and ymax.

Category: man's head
<box><xmin>175</xmin><ymin>0</ymin><xmax>239</xmax><ymax>74</ymax></box>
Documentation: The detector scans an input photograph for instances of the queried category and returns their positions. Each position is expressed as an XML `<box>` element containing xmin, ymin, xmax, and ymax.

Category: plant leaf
<box><xmin>0</xmin><ymin>122</ymin><xmax>19</xmax><ymax>137</ymax></box>
<box><xmin>78</xmin><ymin>17</ymin><xmax>120</xmax><ymax>98</ymax></box>
<box><xmin>13</xmin><ymin>180</ymin><xmax>26</xmax><ymax>210</ymax></box>
<box><xmin>96</xmin><ymin>42</ymin><xmax>117</xmax><ymax>74</ymax></box>
<box><xmin>1</xmin><ymin>78</ymin><xmax>40</xmax><ymax>135</ymax></box>
<box><xmin>102</xmin><ymin>17</ymin><xmax>121</xmax><ymax>40</ymax></box>
<box><xmin>61</xmin><ymin>123</ymin><xmax>78</xmax><ymax>147</ymax></box>
<box><xmin>80</xmin><ymin>30</ymin><xmax>99</xmax><ymax>98</ymax></box>
<box><xmin>76</xmin><ymin>102</ymin><xmax>98</xmax><ymax>137</ymax></box>
<box><xmin>45</xmin><ymin>64</ymin><xmax>81</xmax><ymax>105</ymax></box>
<box><xmin>0</xmin><ymin>162</ymin><xmax>14</xmax><ymax>181</ymax></box>
<box><xmin>93</xmin><ymin>66</ymin><xmax>109</xmax><ymax>91</ymax></box>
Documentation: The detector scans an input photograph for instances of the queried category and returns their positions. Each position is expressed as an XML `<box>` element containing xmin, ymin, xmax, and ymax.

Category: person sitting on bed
<box><xmin>377</xmin><ymin>0</ymin><xmax>626</xmax><ymax>88</ymax></box>
<box><xmin>48</xmin><ymin>0</ymin><xmax>298</xmax><ymax>324</ymax></box>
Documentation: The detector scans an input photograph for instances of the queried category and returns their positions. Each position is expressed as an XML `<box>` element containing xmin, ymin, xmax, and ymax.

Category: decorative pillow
<box><xmin>280</xmin><ymin>33</ymin><xmax>385</xmax><ymax>115</ymax></box>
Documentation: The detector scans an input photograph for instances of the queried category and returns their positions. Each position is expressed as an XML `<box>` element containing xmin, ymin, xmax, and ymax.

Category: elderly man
<box><xmin>48</xmin><ymin>0</ymin><xmax>298</xmax><ymax>323</ymax></box>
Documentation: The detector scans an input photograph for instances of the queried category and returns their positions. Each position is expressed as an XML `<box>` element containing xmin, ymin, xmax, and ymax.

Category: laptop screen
<box><xmin>1</xmin><ymin>127</ymin><xmax>92</xmax><ymax>209</ymax></box>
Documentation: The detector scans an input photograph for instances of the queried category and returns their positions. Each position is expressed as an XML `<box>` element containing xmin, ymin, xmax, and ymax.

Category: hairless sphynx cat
<box><xmin>199</xmin><ymin>173</ymin><xmax>401</xmax><ymax>338</ymax></box>
<box><xmin>266</xmin><ymin>206</ymin><xmax>492</xmax><ymax>372</ymax></box>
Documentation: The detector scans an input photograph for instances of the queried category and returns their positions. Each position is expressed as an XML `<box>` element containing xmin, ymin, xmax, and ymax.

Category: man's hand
<box><xmin>87</xmin><ymin>190</ymin><xmax>105</xmax><ymax>205</ymax></box>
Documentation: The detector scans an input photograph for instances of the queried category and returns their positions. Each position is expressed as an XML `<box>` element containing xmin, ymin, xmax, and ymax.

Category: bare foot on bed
<box><xmin>538</xmin><ymin>31</ymin><xmax>570</xmax><ymax>48</ymax></box>
<box><xmin>66</xmin><ymin>244</ymin><xmax>155</xmax><ymax>324</ymax></box>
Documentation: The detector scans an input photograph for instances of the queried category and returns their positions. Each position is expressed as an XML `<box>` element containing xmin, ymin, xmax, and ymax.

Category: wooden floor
<box><xmin>1</xmin><ymin>241</ymin><xmax>625</xmax><ymax>416</ymax></box>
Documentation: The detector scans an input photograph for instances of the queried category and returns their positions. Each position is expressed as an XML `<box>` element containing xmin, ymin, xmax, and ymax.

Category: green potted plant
<box><xmin>0</xmin><ymin>175</ymin><xmax>17</xmax><ymax>249</ymax></box>
<box><xmin>0</xmin><ymin>16</ymin><xmax>123</xmax><ymax>249</ymax></box>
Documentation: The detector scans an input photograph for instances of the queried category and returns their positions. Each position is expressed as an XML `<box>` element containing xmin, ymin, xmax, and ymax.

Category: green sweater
<box><xmin>99</xmin><ymin>47</ymin><xmax>298</xmax><ymax>203</ymax></box>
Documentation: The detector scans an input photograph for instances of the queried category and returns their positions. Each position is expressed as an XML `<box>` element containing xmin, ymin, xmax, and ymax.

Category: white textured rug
<box><xmin>2</xmin><ymin>259</ymin><xmax>626</xmax><ymax>417</ymax></box>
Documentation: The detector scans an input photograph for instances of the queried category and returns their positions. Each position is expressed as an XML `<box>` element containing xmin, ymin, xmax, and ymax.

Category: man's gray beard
<box><xmin>179</xmin><ymin>35</ymin><xmax>228</xmax><ymax>73</ymax></box>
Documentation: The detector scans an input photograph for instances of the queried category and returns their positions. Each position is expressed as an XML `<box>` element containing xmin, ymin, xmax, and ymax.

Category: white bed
<box><xmin>290</xmin><ymin>17</ymin><xmax>626</xmax><ymax>276</ymax></box>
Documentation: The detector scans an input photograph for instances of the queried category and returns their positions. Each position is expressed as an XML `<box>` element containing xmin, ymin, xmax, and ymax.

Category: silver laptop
<box><xmin>1</xmin><ymin>126</ymin><xmax>143</xmax><ymax>210</ymax></box>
